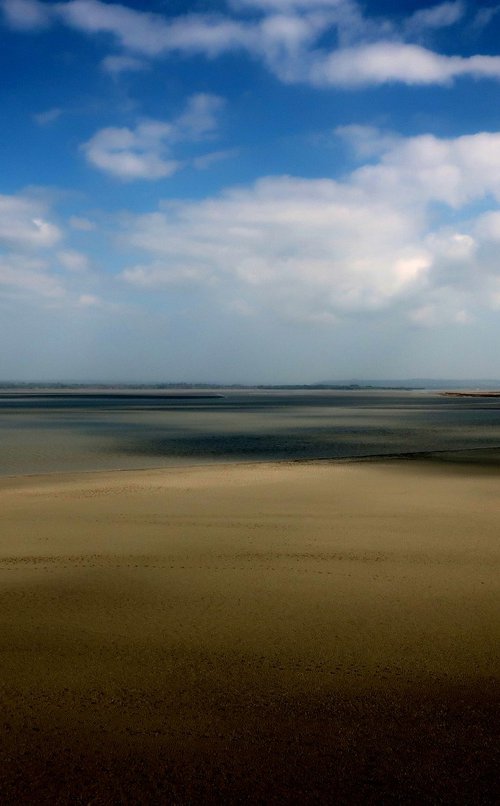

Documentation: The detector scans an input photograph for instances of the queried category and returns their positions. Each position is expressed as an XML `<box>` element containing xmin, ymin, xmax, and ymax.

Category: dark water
<box><xmin>2</xmin><ymin>389</ymin><xmax>500</xmax><ymax>476</ymax></box>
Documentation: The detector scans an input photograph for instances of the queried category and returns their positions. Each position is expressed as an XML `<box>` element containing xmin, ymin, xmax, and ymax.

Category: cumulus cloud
<box><xmin>308</xmin><ymin>42</ymin><xmax>500</xmax><ymax>87</ymax></box>
<box><xmin>0</xmin><ymin>255</ymin><xmax>65</xmax><ymax>298</ymax></box>
<box><xmin>409</xmin><ymin>297</ymin><xmax>472</xmax><ymax>328</ymax></box>
<box><xmin>4</xmin><ymin>0</ymin><xmax>500</xmax><ymax>89</ymax></box>
<box><xmin>118</xmin><ymin>129</ymin><xmax>500</xmax><ymax>325</ymax></box>
<box><xmin>0</xmin><ymin>194</ymin><xmax>61</xmax><ymax>249</ymax></box>
<box><xmin>0</xmin><ymin>194</ymin><xmax>98</xmax><ymax>306</ymax></box>
<box><xmin>82</xmin><ymin>122</ymin><xmax>180</xmax><ymax>180</ymax></box>
<box><xmin>81</xmin><ymin>94</ymin><xmax>225</xmax><ymax>180</ymax></box>
<box><xmin>120</xmin><ymin>174</ymin><xmax>430</xmax><ymax>322</ymax></box>
<box><xmin>474</xmin><ymin>211</ymin><xmax>500</xmax><ymax>241</ymax></box>
<box><xmin>57</xmin><ymin>249</ymin><xmax>90</xmax><ymax>272</ymax></box>
<box><xmin>173</xmin><ymin>93</ymin><xmax>225</xmax><ymax>139</ymax></box>
<box><xmin>352</xmin><ymin>131</ymin><xmax>500</xmax><ymax>206</ymax></box>
<box><xmin>334</xmin><ymin>124</ymin><xmax>400</xmax><ymax>158</ymax></box>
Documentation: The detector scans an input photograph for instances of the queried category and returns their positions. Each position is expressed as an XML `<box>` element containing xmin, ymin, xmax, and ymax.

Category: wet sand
<box><xmin>0</xmin><ymin>460</ymin><xmax>498</xmax><ymax>803</ymax></box>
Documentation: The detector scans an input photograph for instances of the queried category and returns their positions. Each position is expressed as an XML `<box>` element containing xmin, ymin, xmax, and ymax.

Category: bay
<box><xmin>2</xmin><ymin>389</ymin><xmax>500</xmax><ymax>476</ymax></box>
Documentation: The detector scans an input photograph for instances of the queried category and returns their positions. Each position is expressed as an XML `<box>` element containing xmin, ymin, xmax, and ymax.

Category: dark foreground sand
<box><xmin>0</xmin><ymin>460</ymin><xmax>498</xmax><ymax>804</ymax></box>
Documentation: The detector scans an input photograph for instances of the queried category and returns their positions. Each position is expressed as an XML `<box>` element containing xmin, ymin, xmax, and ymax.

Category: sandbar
<box><xmin>0</xmin><ymin>459</ymin><xmax>498</xmax><ymax>802</ymax></box>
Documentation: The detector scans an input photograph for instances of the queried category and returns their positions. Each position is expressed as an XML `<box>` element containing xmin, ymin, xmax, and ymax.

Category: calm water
<box><xmin>2</xmin><ymin>389</ymin><xmax>500</xmax><ymax>476</ymax></box>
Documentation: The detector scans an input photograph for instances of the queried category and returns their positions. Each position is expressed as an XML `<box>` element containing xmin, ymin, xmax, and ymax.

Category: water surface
<box><xmin>2</xmin><ymin>389</ymin><xmax>500</xmax><ymax>476</ymax></box>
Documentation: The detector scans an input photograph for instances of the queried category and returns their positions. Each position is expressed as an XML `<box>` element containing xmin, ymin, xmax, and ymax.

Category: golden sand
<box><xmin>0</xmin><ymin>460</ymin><xmax>498</xmax><ymax>802</ymax></box>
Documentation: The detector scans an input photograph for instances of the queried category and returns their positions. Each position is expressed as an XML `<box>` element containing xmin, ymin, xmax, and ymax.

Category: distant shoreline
<box><xmin>4</xmin><ymin>377</ymin><xmax>500</xmax><ymax>392</ymax></box>
<box><xmin>0</xmin><ymin>391</ymin><xmax>224</xmax><ymax>400</ymax></box>
<box><xmin>3</xmin><ymin>445</ymin><xmax>500</xmax><ymax>482</ymax></box>
<box><xmin>441</xmin><ymin>391</ymin><xmax>500</xmax><ymax>397</ymax></box>
<box><xmin>3</xmin><ymin>386</ymin><xmax>500</xmax><ymax>397</ymax></box>
<box><xmin>0</xmin><ymin>383</ymin><xmax>422</xmax><ymax>397</ymax></box>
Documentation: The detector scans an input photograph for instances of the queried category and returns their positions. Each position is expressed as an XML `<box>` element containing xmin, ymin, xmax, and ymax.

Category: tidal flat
<box><xmin>4</xmin><ymin>388</ymin><xmax>500</xmax><ymax>476</ymax></box>
<box><xmin>0</xmin><ymin>458</ymin><xmax>498</xmax><ymax>802</ymax></box>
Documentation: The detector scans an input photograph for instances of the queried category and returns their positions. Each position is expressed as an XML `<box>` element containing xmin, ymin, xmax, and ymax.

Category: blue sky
<box><xmin>3</xmin><ymin>0</ymin><xmax>500</xmax><ymax>382</ymax></box>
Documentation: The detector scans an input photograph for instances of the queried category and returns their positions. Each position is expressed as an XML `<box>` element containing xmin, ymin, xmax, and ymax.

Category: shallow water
<box><xmin>2</xmin><ymin>388</ymin><xmax>500</xmax><ymax>476</ymax></box>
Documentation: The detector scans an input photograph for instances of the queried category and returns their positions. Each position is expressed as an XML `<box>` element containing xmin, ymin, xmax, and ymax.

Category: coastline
<box><xmin>0</xmin><ymin>458</ymin><xmax>498</xmax><ymax>802</ymax></box>
<box><xmin>3</xmin><ymin>440</ymin><xmax>500</xmax><ymax>482</ymax></box>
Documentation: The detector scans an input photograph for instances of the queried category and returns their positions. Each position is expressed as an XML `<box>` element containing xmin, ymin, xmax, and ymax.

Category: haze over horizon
<box><xmin>3</xmin><ymin>0</ymin><xmax>500</xmax><ymax>383</ymax></box>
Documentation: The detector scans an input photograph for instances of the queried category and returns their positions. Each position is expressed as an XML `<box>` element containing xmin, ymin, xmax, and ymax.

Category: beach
<box><xmin>0</xmin><ymin>459</ymin><xmax>498</xmax><ymax>803</ymax></box>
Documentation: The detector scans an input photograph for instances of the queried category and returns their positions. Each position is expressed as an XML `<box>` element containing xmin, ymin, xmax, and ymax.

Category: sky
<box><xmin>2</xmin><ymin>0</ymin><xmax>500</xmax><ymax>383</ymax></box>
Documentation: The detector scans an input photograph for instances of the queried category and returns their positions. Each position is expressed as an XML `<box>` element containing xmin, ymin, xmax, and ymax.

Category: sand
<box><xmin>0</xmin><ymin>459</ymin><xmax>498</xmax><ymax>803</ymax></box>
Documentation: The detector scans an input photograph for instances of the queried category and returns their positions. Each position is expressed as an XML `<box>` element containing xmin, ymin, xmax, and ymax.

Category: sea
<box><xmin>2</xmin><ymin>388</ymin><xmax>500</xmax><ymax>476</ymax></box>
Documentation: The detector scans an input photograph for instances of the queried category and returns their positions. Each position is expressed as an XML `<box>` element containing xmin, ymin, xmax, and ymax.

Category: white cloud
<box><xmin>425</xmin><ymin>231</ymin><xmax>476</xmax><ymax>262</ymax></box>
<box><xmin>101</xmin><ymin>54</ymin><xmax>148</xmax><ymax>75</ymax></box>
<box><xmin>5</xmin><ymin>126</ymin><xmax>500</xmax><ymax>331</ymax></box>
<box><xmin>6</xmin><ymin>0</ymin><xmax>500</xmax><ymax>90</ymax></box>
<box><xmin>81</xmin><ymin>93</ymin><xmax>224</xmax><ymax>180</ymax></box>
<box><xmin>405</xmin><ymin>1</ymin><xmax>464</xmax><ymax>35</ymax></box>
<box><xmin>334</xmin><ymin>124</ymin><xmax>400</xmax><ymax>158</ymax></box>
<box><xmin>122</xmin><ymin>263</ymin><xmax>215</xmax><ymax>288</ymax></box>
<box><xmin>475</xmin><ymin>211</ymin><xmax>500</xmax><ymax>241</ymax></box>
<box><xmin>69</xmin><ymin>215</ymin><xmax>96</xmax><ymax>231</ymax></box>
<box><xmin>33</xmin><ymin>107</ymin><xmax>62</xmax><ymax>125</ymax></box>
<box><xmin>173</xmin><ymin>93</ymin><xmax>225</xmax><ymax>139</ymax></box>
<box><xmin>118</xmin><ymin>129</ymin><xmax>500</xmax><ymax>326</ymax></box>
<box><xmin>352</xmin><ymin>131</ymin><xmax>500</xmax><ymax>207</ymax></box>
<box><xmin>0</xmin><ymin>255</ymin><xmax>65</xmax><ymax>298</ymax></box>
<box><xmin>193</xmin><ymin>148</ymin><xmax>238</xmax><ymax>170</ymax></box>
<box><xmin>55</xmin><ymin>0</ymin><xmax>167</xmax><ymax>54</ymax></box>
<box><xmin>309</xmin><ymin>42</ymin><xmax>500</xmax><ymax>87</ymax></box>
<box><xmin>409</xmin><ymin>301</ymin><xmax>470</xmax><ymax>327</ymax></box>
<box><xmin>78</xmin><ymin>293</ymin><xmax>102</xmax><ymax>306</ymax></box>
<box><xmin>82</xmin><ymin>122</ymin><xmax>180</xmax><ymax>180</ymax></box>
<box><xmin>55</xmin><ymin>0</ymin><xmax>252</xmax><ymax>56</ymax></box>
<box><xmin>0</xmin><ymin>194</ymin><xmax>61</xmax><ymax>249</ymax></box>
<box><xmin>1</xmin><ymin>0</ymin><xmax>50</xmax><ymax>29</ymax></box>
<box><xmin>121</xmin><ymin>174</ymin><xmax>430</xmax><ymax>320</ymax></box>
<box><xmin>231</xmin><ymin>1</ymin><xmax>351</xmax><ymax>8</ymax></box>
<box><xmin>473</xmin><ymin>5</ymin><xmax>500</xmax><ymax>31</ymax></box>
<box><xmin>0</xmin><ymin>195</ymin><xmax>102</xmax><ymax>307</ymax></box>
<box><xmin>57</xmin><ymin>249</ymin><xmax>90</xmax><ymax>271</ymax></box>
